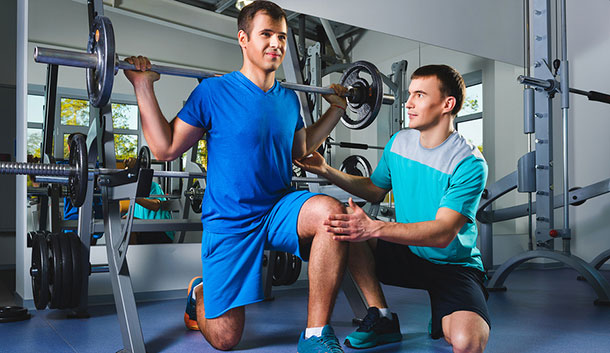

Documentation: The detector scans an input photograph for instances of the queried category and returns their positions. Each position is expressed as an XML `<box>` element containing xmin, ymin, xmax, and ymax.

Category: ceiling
<box><xmin>173</xmin><ymin>0</ymin><xmax>365</xmax><ymax>59</ymax></box>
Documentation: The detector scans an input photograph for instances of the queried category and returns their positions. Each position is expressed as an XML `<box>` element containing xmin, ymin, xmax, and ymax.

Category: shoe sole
<box><xmin>184</xmin><ymin>276</ymin><xmax>202</xmax><ymax>331</ymax></box>
<box><xmin>344</xmin><ymin>332</ymin><xmax>402</xmax><ymax>349</ymax></box>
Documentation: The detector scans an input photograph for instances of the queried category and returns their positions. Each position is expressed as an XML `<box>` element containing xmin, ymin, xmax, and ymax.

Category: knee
<box><xmin>318</xmin><ymin>195</ymin><xmax>347</xmax><ymax>216</ymax></box>
<box><xmin>207</xmin><ymin>332</ymin><xmax>241</xmax><ymax>351</ymax></box>
<box><xmin>450</xmin><ymin>329</ymin><xmax>488</xmax><ymax>353</ymax></box>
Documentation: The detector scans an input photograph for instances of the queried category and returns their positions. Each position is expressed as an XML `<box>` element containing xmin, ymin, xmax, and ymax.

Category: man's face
<box><xmin>239</xmin><ymin>12</ymin><xmax>287</xmax><ymax>73</ymax></box>
<box><xmin>404</xmin><ymin>76</ymin><xmax>452</xmax><ymax>131</ymax></box>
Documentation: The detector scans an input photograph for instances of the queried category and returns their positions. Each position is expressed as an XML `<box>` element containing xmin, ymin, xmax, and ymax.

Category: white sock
<box><xmin>378</xmin><ymin>307</ymin><xmax>392</xmax><ymax>319</ymax></box>
<box><xmin>191</xmin><ymin>283</ymin><xmax>202</xmax><ymax>300</ymax></box>
<box><xmin>305</xmin><ymin>326</ymin><xmax>324</xmax><ymax>339</ymax></box>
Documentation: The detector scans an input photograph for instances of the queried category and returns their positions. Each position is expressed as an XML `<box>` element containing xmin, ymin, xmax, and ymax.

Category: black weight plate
<box><xmin>0</xmin><ymin>306</ymin><xmax>31</xmax><ymax>323</ymax></box>
<box><xmin>138</xmin><ymin>146</ymin><xmax>151</xmax><ymax>169</ymax></box>
<box><xmin>57</xmin><ymin>234</ymin><xmax>73</xmax><ymax>309</ymax></box>
<box><xmin>340</xmin><ymin>155</ymin><xmax>373</xmax><ymax>178</ymax></box>
<box><xmin>31</xmin><ymin>233</ymin><xmax>50</xmax><ymax>310</ymax></box>
<box><xmin>48</xmin><ymin>233</ymin><xmax>63</xmax><ymax>309</ymax></box>
<box><xmin>339</xmin><ymin>61</ymin><xmax>384</xmax><ymax>130</ymax></box>
<box><xmin>68</xmin><ymin>133</ymin><xmax>88</xmax><ymax>208</ymax></box>
<box><xmin>68</xmin><ymin>232</ymin><xmax>83</xmax><ymax>308</ymax></box>
<box><xmin>278</xmin><ymin>252</ymin><xmax>293</xmax><ymax>286</ymax></box>
<box><xmin>86</xmin><ymin>16</ymin><xmax>116</xmax><ymax>108</ymax></box>
<box><xmin>285</xmin><ymin>254</ymin><xmax>302</xmax><ymax>286</ymax></box>
<box><xmin>272</xmin><ymin>252</ymin><xmax>287</xmax><ymax>286</ymax></box>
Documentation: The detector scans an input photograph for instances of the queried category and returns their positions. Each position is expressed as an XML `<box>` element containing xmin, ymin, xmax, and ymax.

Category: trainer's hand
<box><xmin>322</xmin><ymin>83</ymin><xmax>348</xmax><ymax>109</ymax></box>
<box><xmin>325</xmin><ymin>198</ymin><xmax>381</xmax><ymax>242</ymax></box>
<box><xmin>123</xmin><ymin>55</ymin><xmax>160</xmax><ymax>85</ymax></box>
<box><xmin>294</xmin><ymin>151</ymin><xmax>328</xmax><ymax>176</ymax></box>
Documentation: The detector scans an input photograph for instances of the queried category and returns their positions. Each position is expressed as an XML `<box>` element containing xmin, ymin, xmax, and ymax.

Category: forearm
<box><xmin>132</xmin><ymin>80</ymin><xmax>174</xmax><ymax>160</ymax></box>
<box><xmin>303</xmin><ymin>105</ymin><xmax>344</xmax><ymax>155</ymax></box>
<box><xmin>322</xmin><ymin>166</ymin><xmax>386</xmax><ymax>203</ymax></box>
<box><xmin>373</xmin><ymin>220</ymin><xmax>457</xmax><ymax>248</ymax></box>
<box><xmin>135</xmin><ymin>198</ymin><xmax>161</xmax><ymax>212</ymax></box>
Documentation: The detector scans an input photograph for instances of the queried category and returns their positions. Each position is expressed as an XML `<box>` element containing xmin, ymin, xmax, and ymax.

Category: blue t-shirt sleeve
<box><xmin>291</xmin><ymin>91</ymin><xmax>305</xmax><ymax>131</ymax></box>
<box><xmin>439</xmin><ymin>156</ymin><xmax>487</xmax><ymax>223</ymax></box>
<box><xmin>370</xmin><ymin>134</ymin><xmax>397</xmax><ymax>190</ymax></box>
<box><xmin>177</xmin><ymin>82</ymin><xmax>212</xmax><ymax>130</ymax></box>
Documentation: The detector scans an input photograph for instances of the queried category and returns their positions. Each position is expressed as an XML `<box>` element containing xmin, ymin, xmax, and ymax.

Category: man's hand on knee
<box><xmin>325</xmin><ymin>198</ymin><xmax>381</xmax><ymax>242</ymax></box>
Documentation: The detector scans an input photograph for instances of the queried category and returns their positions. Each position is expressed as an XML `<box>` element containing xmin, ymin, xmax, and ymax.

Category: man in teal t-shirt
<box><xmin>296</xmin><ymin>65</ymin><xmax>489</xmax><ymax>353</ymax></box>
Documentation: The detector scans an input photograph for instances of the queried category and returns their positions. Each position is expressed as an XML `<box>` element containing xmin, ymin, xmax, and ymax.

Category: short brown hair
<box><xmin>411</xmin><ymin>65</ymin><xmax>466</xmax><ymax>116</ymax></box>
<box><xmin>237</xmin><ymin>1</ymin><xmax>287</xmax><ymax>37</ymax></box>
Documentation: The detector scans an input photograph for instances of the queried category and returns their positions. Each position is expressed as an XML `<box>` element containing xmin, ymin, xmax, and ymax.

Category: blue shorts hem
<box><xmin>204</xmin><ymin>297</ymin><xmax>264</xmax><ymax>319</ymax></box>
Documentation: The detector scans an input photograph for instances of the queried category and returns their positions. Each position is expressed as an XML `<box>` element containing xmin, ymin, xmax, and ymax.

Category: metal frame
<box><xmin>479</xmin><ymin>0</ymin><xmax>610</xmax><ymax>306</ymax></box>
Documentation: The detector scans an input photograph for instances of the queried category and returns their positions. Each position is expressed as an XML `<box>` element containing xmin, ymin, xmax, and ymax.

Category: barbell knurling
<box><xmin>0</xmin><ymin>162</ymin><xmax>74</xmax><ymax>177</ymax></box>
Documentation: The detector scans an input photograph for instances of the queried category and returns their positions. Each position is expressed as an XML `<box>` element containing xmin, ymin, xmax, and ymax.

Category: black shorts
<box><xmin>374</xmin><ymin>239</ymin><xmax>490</xmax><ymax>339</ymax></box>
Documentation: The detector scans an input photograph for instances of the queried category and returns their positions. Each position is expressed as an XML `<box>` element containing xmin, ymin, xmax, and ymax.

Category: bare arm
<box><xmin>292</xmin><ymin>84</ymin><xmax>347</xmax><ymax>160</ymax></box>
<box><xmin>327</xmin><ymin>199</ymin><xmax>469</xmax><ymax>248</ymax></box>
<box><xmin>124</xmin><ymin>56</ymin><xmax>205</xmax><ymax>161</ymax></box>
<box><xmin>119</xmin><ymin>198</ymin><xmax>161</xmax><ymax>213</ymax></box>
<box><xmin>294</xmin><ymin>151</ymin><xmax>388</xmax><ymax>203</ymax></box>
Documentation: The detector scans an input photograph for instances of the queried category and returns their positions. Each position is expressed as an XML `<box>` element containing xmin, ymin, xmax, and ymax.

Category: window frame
<box><xmin>27</xmin><ymin>84</ymin><xmax>140</xmax><ymax>160</ymax></box>
<box><xmin>455</xmin><ymin>70</ymin><xmax>483</xmax><ymax>125</ymax></box>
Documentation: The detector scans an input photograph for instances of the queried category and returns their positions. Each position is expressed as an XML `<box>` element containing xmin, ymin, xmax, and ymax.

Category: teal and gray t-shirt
<box><xmin>371</xmin><ymin>129</ymin><xmax>488</xmax><ymax>271</ymax></box>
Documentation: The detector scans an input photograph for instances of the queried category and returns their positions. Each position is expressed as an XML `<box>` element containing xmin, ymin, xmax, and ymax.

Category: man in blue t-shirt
<box><xmin>296</xmin><ymin>65</ymin><xmax>490</xmax><ymax>353</ymax></box>
<box><xmin>124</xmin><ymin>1</ymin><xmax>350</xmax><ymax>352</ymax></box>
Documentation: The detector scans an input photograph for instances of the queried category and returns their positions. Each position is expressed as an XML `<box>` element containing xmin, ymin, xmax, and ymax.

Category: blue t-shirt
<box><xmin>177</xmin><ymin>71</ymin><xmax>304</xmax><ymax>233</ymax></box>
<box><xmin>133</xmin><ymin>181</ymin><xmax>174</xmax><ymax>240</ymax></box>
<box><xmin>371</xmin><ymin>129</ymin><xmax>488</xmax><ymax>271</ymax></box>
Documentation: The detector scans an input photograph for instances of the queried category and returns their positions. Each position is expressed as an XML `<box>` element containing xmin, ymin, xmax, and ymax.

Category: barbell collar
<box><xmin>34</xmin><ymin>47</ymin><xmax>99</xmax><ymax>70</ymax></box>
<box><xmin>382</xmin><ymin>94</ymin><xmax>395</xmax><ymax>105</ymax></box>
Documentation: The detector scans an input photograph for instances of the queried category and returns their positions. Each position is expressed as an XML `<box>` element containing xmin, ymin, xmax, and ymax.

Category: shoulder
<box><xmin>444</xmin><ymin>132</ymin><xmax>487</xmax><ymax>174</ymax></box>
<box><xmin>387</xmin><ymin>129</ymin><xmax>418</xmax><ymax>152</ymax></box>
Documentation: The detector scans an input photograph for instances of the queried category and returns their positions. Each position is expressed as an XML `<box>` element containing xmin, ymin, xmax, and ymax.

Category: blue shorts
<box><xmin>201</xmin><ymin>190</ymin><xmax>320</xmax><ymax>318</ymax></box>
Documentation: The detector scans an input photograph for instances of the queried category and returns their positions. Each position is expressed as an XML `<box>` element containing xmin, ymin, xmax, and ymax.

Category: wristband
<box><xmin>331</xmin><ymin>104</ymin><xmax>346</xmax><ymax>112</ymax></box>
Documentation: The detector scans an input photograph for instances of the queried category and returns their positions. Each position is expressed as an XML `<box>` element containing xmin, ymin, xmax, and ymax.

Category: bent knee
<box><xmin>449</xmin><ymin>330</ymin><xmax>488</xmax><ymax>353</ymax></box>
<box><xmin>206</xmin><ymin>332</ymin><xmax>241</xmax><ymax>351</ymax></box>
<box><xmin>314</xmin><ymin>195</ymin><xmax>346</xmax><ymax>215</ymax></box>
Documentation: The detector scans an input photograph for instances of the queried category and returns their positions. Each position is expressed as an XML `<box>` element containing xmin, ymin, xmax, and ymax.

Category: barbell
<box><xmin>33</xmin><ymin>15</ymin><xmax>394</xmax><ymax>130</ymax></box>
<box><xmin>0</xmin><ymin>135</ymin><xmax>202</xmax><ymax>207</ymax></box>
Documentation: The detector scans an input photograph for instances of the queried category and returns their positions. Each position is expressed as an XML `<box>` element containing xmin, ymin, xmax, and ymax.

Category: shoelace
<box><xmin>320</xmin><ymin>334</ymin><xmax>343</xmax><ymax>352</ymax></box>
<box><xmin>358</xmin><ymin>312</ymin><xmax>379</xmax><ymax>332</ymax></box>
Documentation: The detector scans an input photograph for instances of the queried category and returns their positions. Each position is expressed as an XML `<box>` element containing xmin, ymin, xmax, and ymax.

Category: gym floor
<box><xmin>1</xmin><ymin>267</ymin><xmax>609</xmax><ymax>353</ymax></box>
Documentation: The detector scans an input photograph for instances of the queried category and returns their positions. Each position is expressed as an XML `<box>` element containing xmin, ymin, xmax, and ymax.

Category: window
<box><xmin>28</xmin><ymin>85</ymin><xmax>140</xmax><ymax>161</ymax></box>
<box><xmin>455</xmin><ymin>71</ymin><xmax>483</xmax><ymax>153</ymax></box>
<box><xmin>27</xmin><ymin>93</ymin><xmax>45</xmax><ymax>159</ymax></box>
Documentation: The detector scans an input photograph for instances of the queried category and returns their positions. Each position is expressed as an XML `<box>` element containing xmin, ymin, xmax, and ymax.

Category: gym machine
<box><xmin>477</xmin><ymin>0</ymin><xmax>610</xmax><ymax>305</ymax></box>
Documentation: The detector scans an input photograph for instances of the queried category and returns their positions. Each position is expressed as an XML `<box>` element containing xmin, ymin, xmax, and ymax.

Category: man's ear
<box><xmin>443</xmin><ymin>96</ymin><xmax>456</xmax><ymax>114</ymax></box>
<box><xmin>238</xmin><ymin>29</ymin><xmax>248</xmax><ymax>49</ymax></box>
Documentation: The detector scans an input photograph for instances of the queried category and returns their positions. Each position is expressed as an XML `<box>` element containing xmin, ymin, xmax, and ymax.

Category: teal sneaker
<box><xmin>184</xmin><ymin>276</ymin><xmax>202</xmax><ymax>331</ymax></box>
<box><xmin>344</xmin><ymin>307</ymin><xmax>402</xmax><ymax>349</ymax></box>
<box><xmin>297</xmin><ymin>325</ymin><xmax>344</xmax><ymax>353</ymax></box>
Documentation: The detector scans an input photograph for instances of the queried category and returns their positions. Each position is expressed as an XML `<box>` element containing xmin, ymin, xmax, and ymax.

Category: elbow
<box><xmin>436</xmin><ymin>233</ymin><xmax>457</xmax><ymax>248</ymax></box>
<box><xmin>151</xmin><ymin>149</ymin><xmax>179</xmax><ymax>162</ymax></box>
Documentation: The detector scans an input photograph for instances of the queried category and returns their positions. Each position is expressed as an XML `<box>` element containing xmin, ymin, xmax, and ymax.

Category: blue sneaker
<box><xmin>184</xmin><ymin>276</ymin><xmax>202</xmax><ymax>331</ymax></box>
<box><xmin>344</xmin><ymin>307</ymin><xmax>402</xmax><ymax>349</ymax></box>
<box><xmin>297</xmin><ymin>325</ymin><xmax>344</xmax><ymax>353</ymax></box>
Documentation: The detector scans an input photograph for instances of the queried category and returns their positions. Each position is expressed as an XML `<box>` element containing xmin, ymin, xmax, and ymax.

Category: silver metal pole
<box><xmin>35</xmin><ymin>46</ymin><xmax>396</xmax><ymax>104</ymax></box>
<box><xmin>560</xmin><ymin>0</ymin><xmax>571</xmax><ymax>252</ymax></box>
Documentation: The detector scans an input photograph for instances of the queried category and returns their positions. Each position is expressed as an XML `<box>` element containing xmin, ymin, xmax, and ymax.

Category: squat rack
<box><xmin>478</xmin><ymin>0</ymin><xmax>610</xmax><ymax>305</ymax></box>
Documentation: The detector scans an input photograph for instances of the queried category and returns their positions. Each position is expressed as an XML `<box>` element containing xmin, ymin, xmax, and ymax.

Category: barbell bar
<box><xmin>34</xmin><ymin>47</ymin><xmax>394</xmax><ymax>108</ymax></box>
<box><xmin>33</xmin><ymin>15</ymin><xmax>393</xmax><ymax>129</ymax></box>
